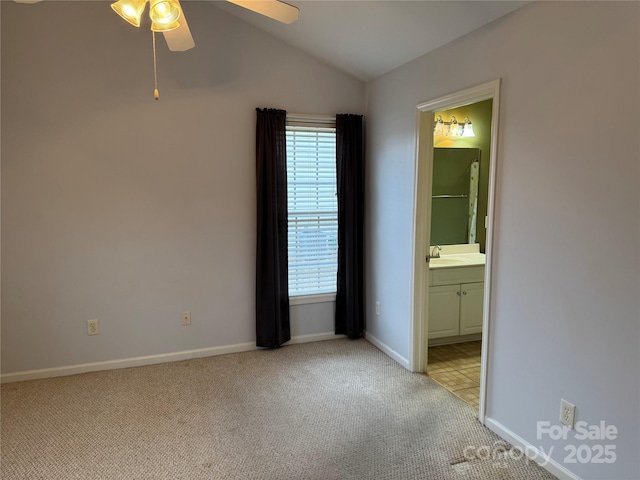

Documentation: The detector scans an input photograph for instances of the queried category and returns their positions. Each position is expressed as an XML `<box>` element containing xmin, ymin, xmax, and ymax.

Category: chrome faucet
<box><xmin>431</xmin><ymin>245</ymin><xmax>442</xmax><ymax>259</ymax></box>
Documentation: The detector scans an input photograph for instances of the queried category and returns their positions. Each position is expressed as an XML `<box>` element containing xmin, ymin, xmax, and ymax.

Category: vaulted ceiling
<box><xmin>209</xmin><ymin>1</ymin><xmax>528</xmax><ymax>81</ymax></box>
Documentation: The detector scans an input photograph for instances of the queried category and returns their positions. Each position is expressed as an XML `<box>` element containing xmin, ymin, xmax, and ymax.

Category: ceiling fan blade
<box><xmin>163</xmin><ymin>1</ymin><xmax>195</xmax><ymax>52</ymax></box>
<box><xmin>13</xmin><ymin>0</ymin><xmax>42</xmax><ymax>3</ymax></box>
<box><xmin>227</xmin><ymin>0</ymin><xmax>299</xmax><ymax>24</ymax></box>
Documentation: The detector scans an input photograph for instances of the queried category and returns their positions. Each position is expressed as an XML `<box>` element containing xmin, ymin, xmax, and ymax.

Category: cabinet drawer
<box><xmin>430</xmin><ymin>266</ymin><xmax>484</xmax><ymax>286</ymax></box>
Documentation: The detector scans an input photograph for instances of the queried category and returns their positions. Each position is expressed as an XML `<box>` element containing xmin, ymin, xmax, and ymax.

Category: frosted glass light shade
<box><xmin>149</xmin><ymin>0</ymin><xmax>181</xmax><ymax>27</ymax></box>
<box><xmin>449</xmin><ymin>116</ymin><xmax>460</xmax><ymax>136</ymax></box>
<box><xmin>434</xmin><ymin>115</ymin><xmax>445</xmax><ymax>136</ymax></box>
<box><xmin>151</xmin><ymin>19</ymin><xmax>180</xmax><ymax>32</ymax></box>
<box><xmin>111</xmin><ymin>0</ymin><xmax>147</xmax><ymax>28</ymax></box>
<box><xmin>462</xmin><ymin>117</ymin><xmax>475</xmax><ymax>137</ymax></box>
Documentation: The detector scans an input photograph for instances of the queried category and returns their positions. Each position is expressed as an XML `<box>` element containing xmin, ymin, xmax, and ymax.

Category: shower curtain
<box><xmin>467</xmin><ymin>161</ymin><xmax>479</xmax><ymax>244</ymax></box>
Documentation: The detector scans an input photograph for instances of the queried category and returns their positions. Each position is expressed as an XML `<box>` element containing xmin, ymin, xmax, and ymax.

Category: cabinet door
<box><xmin>428</xmin><ymin>285</ymin><xmax>460</xmax><ymax>339</ymax></box>
<box><xmin>459</xmin><ymin>282</ymin><xmax>484</xmax><ymax>335</ymax></box>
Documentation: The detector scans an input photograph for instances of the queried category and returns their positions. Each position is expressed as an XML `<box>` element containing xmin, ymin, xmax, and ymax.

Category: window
<box><xmin>286</xmin><ymin>120</ymin><xmax>337</xmax><ymax>297</ymax></box>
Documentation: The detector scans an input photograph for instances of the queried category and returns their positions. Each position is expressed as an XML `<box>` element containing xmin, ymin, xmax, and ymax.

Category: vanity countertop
<box><xmin>429</xmin><ymin>252</ymin><xmax>485</xmax><ymax>269</ymax></box>
<box><xmin>428</xmin><ymin>244</ymin><xmax>486</xmax><ymax>269</ymax></box>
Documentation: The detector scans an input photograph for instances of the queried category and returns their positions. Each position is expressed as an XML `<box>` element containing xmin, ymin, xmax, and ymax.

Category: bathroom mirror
<box><xmin>430</xmin><ymin>148</ymin><xmax>481</xmax><ymax>247</ymax></box>
<box><xmin>431</xmin><ymin>98</ymin><xmax>493</xmax><ymax>252</ymax></box>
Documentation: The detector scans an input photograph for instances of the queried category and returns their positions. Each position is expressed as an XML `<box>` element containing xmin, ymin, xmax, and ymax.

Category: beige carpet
<box><xmin>1</xmin><ymin>339</ymin><xmax>556</xmax><ymax>479</ymax></box>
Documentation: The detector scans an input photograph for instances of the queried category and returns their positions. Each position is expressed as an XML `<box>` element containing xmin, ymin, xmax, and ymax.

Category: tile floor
<box><xmin>427</xmin><ymin>340</ymin><xmax>482</xmax><ymax>409</ymax></box>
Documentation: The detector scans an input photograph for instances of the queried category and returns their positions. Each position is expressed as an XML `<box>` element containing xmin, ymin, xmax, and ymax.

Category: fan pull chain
<box><xmin>152</xmin><ymin>32</ymin><xmax>159</xmax><ymax>101</ymax></box>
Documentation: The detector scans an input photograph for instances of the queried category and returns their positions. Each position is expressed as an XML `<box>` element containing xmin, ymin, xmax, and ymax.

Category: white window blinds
<box><xmin>286</xmin><ymin>123</ymin><xmax>338</xmax><ymax>296</ymax></box>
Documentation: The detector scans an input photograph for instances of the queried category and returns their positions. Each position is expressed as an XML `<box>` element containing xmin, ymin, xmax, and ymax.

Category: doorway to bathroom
<box><xmin>410</xmin><ymin>80</ymin><xmax>501</xmax><ymax>424</ymax></box>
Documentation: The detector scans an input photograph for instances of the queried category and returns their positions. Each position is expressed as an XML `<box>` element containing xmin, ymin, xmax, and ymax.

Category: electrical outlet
<box><xmin>560</xmin><ymin>399</ymin><xmax>576</xmax><ymax>429</ymax></box>
<box><xmin>87</xmin><ymin>319</ymin><xmax>99</xmax><ymax>336</ymax></box>
<box><xmin>182</xmin><ymin>311</ymin><xmax>191</xmax><ymax>326</ymax></box>
<box><xmin>375</xmin><ymin>302</ymin><xmax>381</xmax><ymax>316</ymax></box>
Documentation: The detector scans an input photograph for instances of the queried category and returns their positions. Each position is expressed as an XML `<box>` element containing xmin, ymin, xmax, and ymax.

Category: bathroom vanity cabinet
<box><xmin>428</xmin><ymin>265</ymin><xmax>484</xmax><ymax>340</ymax></box>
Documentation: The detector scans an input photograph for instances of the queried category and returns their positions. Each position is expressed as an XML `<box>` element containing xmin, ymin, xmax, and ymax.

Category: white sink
<box><xmin>429</xmin><ymin>253</ymin><xmax>485</xmax><ymax>269</ymax></box>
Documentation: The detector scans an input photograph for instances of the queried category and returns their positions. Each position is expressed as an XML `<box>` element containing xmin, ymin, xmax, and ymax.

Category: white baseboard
<box><xmin>364</xmin><ymin>331</ymin><xmax>411</xmax><ymax>370</ymax></box>
<box><xmin>1</xmin><ymin>332</ymin><xmax>345</xmax><ymax>384</ymax></box>
<box><xmin>484</xmin><ymin>417</ymin><xmax>581</xmax><ymax>480</ymax></box>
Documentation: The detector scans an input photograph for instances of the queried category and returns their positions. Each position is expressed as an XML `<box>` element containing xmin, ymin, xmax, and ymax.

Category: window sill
<box><xmin>290</xmin><ymin>293</ymin><xmax>336</xmax><ymax>306</ymax></box>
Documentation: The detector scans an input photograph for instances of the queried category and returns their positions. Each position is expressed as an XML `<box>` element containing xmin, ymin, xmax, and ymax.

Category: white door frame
<box><xmin>409</xmin><ymin>79</ymin><xmax>501</xmax><ymax>424</ymax></box>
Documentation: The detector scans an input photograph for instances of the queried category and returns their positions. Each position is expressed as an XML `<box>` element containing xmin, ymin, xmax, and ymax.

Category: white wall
<box><xmin>365</xmin><ymin>2</ymin><xmax>639</xmax><ymax>479</ymax></box>
<box><xmin>1</xmin><ymin>1</ymin><xmax>364</xmax><ymax>374</ymax></box>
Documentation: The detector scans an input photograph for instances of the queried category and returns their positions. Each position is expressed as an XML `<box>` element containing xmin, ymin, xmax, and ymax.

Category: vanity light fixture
<box><xmin>434</xmin><ymin>115</ymin><xmax>476</xmax><ymax>137</ymax></box>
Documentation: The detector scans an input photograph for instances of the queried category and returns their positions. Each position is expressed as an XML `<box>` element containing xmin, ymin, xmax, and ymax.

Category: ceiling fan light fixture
<box><xmin>149</xmin><ymin>0</ymin><xmax>181</xmax><ymax>26</ymax></box>
<box><xmin>151</xmin><ymin>19</ymin><xmax>181</xmax><ymax>32</ymax></box>
<box><xmin>111</xmin><ymin>0</ymin><xmax>147</xmax><ymax>28</ymax></box>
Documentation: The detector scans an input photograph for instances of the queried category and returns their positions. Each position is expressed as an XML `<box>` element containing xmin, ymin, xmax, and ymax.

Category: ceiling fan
<box><xmin>13</xmin><ymin>0</ymin><xmax>299</xmax><ymax>99</ymax></box>
<box><xmin>14</xmin><ymin>0</ymin><xmax>300</xmax><ymax>52</ymax></box>
<box><xmin>111</xmin><ymin>0</ymin><xmax>300</xmax><ymax>52</ymax></box>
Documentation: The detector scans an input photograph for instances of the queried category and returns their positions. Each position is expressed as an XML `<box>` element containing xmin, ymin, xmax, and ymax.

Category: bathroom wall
<box><xmin>434</xmin><ymin>99</ymin><xmax>492</xmax><ymax>251</ymax></box>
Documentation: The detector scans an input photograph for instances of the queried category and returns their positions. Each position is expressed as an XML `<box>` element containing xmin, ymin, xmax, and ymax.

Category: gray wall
<box><xmin>365</xmin><ymin>2</ymin><xmax>639</xmax><ymax>479</ymax></box>
<box><xmin>1</xmin><ymin>2</ymin><xmax>364</xmax><ymax>373</ymax></box>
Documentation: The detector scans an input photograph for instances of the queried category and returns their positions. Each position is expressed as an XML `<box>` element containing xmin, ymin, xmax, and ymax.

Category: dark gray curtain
<box><xmin>255</xmin><ymin>108</ymin><xmax>290</xmax><ymax>348</ymax></box>
<box><xmin>335</xmin><ymin>114</ymin><xmax>364</xmax><ymax>339</ymax></box>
